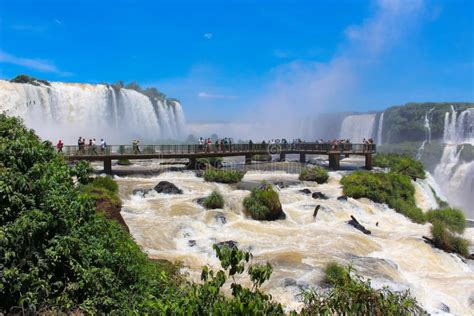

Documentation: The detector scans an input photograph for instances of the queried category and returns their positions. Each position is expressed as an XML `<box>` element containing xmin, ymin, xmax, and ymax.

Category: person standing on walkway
<box><xmin>92</xmin><ymin>138</ymin><xmax>98</xmax><ymax>155</ymax></box>
<box><xmin>101</xmin><ymin>138</ymin><xmax>106</xmax><ymax>154</ymax></box>
<box><xmin>56</xmin><ymin>139</ymin><xmax>63</xmax><ymax>153</ymax></box>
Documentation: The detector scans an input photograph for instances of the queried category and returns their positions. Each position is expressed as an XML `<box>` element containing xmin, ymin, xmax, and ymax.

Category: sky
<box><xmin>0</xmin><ymin>0</ymin><xmax>473</xmax><ymax>122</ymax></box>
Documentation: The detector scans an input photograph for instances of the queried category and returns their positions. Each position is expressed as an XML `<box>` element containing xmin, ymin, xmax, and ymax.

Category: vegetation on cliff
<box><xmin>243</xmin><ymin>183</ymin><xmax>284</xmax><ymax>220</ymax></box>
<box><xmin>10</xmin><ymin>74</ymin><xmax>50</xmax><ymax>86</ymax></box>
<box><xmin>299</xmin><ymin>263</ymin><xmax>425</xmax><ymax>315</ymax></box>
<box><xmin>299</xmin><ymin>166</ymin><xmax>329</xmax><ymax>184</ymax></box>
<box><xmin>203</xmin><ymin>168</ymin><xmax>245</xmax><ymax>183</ymax></box>
<box><xmin>373</xmin><ymin>153</ymin><xmax>425</xmax><ymax>179</ymax></box>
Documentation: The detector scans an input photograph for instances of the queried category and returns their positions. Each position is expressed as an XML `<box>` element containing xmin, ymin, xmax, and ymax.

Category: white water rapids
<box><xmin>0</xmin><ymin>80</ymin><xmax>186</xmax><ymax>143</ymax></box>
<box><xmin>115</xmin><ymin>164</ymin><xmax>474</xmax><ymax>314</ymax></box>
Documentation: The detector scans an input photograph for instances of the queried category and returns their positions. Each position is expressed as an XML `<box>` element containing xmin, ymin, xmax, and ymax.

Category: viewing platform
<box><xmin>62</xmin><ymin>143</ymin><xmax>376</xmax><ymax>174</ymax></box>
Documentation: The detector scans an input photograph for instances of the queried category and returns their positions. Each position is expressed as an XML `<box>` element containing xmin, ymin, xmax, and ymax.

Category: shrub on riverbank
<box><xmin>203</xmin><ymin>169</ymin><xmax>245</xmax><ymax>183</ymax></box>
<box><xmin>341</xmin><ymin>171</ymin><xmax>426</xmax><ymax>223</ymax></box>
<box><xmin>117</xmin><ymin>158</ymin><xmax>132</xmax><ymax>165</ymax></box>
<box><xmin>299</xmin><ymin>166</ymin><xmax>329</xmax><ymax>184</ymax></box>
<box><xmin>426</xmin><ymin>208</ymin><xmax>466</xmax><ymax>234</ymax></box>
<box><xmin>373</xmin><ymin>153</ymin><xmax>425</xmax><ymax>179</ymax></box>
<box><xmin>202</xmin><ymin>191</ymin><xmax>225</xmax><ymax>209</ymax></box>
<box><xmin>300</xmin><ymin>263</ymin><xmax>425</xmax><ymax>315</ymax></box>
<box><xmin>243</xmin><ymin>183</ymin><xmax>284</xmax><ymax>220</ymax></box>
<box><xmin>430</xmin><ymin>222</ymin><xmax>469</xmax><ymax>257</ymax></box>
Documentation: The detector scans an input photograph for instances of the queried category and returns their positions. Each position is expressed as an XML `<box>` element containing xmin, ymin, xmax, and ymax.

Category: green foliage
<box><xmin>203</xmin><ymin>168</ymin><xmax>245</xmax><ymax>183</ymax></box>
<box><xmin>202</xmin><ymin>191</ymin><xmax>225</xmax><ymax>209</ymax></box>
<box><xmin>430</xmin><ymin>222</ymin><xmax>469</xmax><ymax>258</ymax></box>
<box><xmin>243</xmin><ymin>183</ymin><xmax>283</xmax><ymax>221</ymax></box>
<box><xmin>117</xmin><ymin>158</ymin><xmax>132</xmax><ymax>165</ymax></box>
<box><xmin>299</xmin><ymin>166</ymin><xmax>329</xmax><ymax>183</ymax></box>
<box><xmin>324</xmin><ymin>262</ymin><xmax>350</xmax><ymax>286</ymax></box>
<box><xmin>426</xmin><ymin>208</ymin><xmax>466</xmax><ymax>234</ymax></box>
<box><xmin>10</xmin><ymin>74</ymin><xmax>50</xmax><ymax>86</ymax></box>
<box><xmin>373</xmin><ymin>153</ymin><xmax>425</xmax><ymax>179</ymax></box>
<box><xmin>252</xmin><ymin>154</ymin><xmax>272</xmax><ymax>162</ymax></box>
<box><xmin>70</xmin><ymin>160</ymin><xmax>93</xmax><ymax>185</ymax></box>
<box><xmin>341</xmin><ymin>171</ymin><xmax>426</xmax><ymax>223</ymax></box>
<box><xmin>300</xmin><ymin>263</ymin><xmax>425</xmax><ymax>315</ymax></box>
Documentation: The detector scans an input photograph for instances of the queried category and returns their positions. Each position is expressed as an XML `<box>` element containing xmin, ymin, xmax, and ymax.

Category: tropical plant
<box><xmin>299</xmin><ymin>166</ymin><xmax>329</xmax><ymax>183</ymax></box>
<box><xmin>202</xmin><ymin>191</ymin><xmax>225</xmax><ymax>209</ymax></box>
<box><xmin>243</xmin><ymin>183</ymin><xmax>283</xmax><ymax>220</ymax></box>
<box><xmin>203</xmin><ymin>169</ymin><xmax>245</xmax><ymax>183</ymax></box>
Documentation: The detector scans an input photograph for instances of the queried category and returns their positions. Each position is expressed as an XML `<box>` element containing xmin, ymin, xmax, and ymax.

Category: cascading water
<box><xmin>434</xmin><ymin>105</ymin><xmax>474</xmax><ymax>219</ymax></box>
<box><xmin>376</xmin><ymin>112</ymin><xmax>384</xmax><ymax>145</ymax></box>
<box><xmin>0</xmin><ymin>80</ymin><xmax>186</xmax><ymax>143</ymax></box>
<box><xmin>416</xmin><ymin>108</ymin><xmax>434</xmax><ymax>160</ymax></box>
<box><xmin>339</xmin><ymin>114</ymin><xmax>376</xmax><ymax>142</ymax></box>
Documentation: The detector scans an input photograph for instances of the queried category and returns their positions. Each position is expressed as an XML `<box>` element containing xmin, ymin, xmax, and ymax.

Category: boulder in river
<box><xmin>282</xmin><ymin>278</ymin><xmax>297</xmax><ymax>287</ymax></box>
<box><xmin>215</xmin><ymin>240</ymin><xmax>239</xmax><ymax>249</ymax></box>
<box><xmin>347</xmin><ymin>215</ymin><xmax>371</xmax><ymax>235</ymax></box>
<box><xmin>188</xmin><ymin>240</ymin><xmax>196</xmax><ymax>247</ymax></box>
<box><xmin>154</xmin><ymin>181</ymin><xmax>183</xmax><ymax>194</ymax></box>
<box><xmin>132</xmin><ymin>188</ymin><xmax>153</xmax><ymax>197</ymax></box>
<box><xmin>299</xmin><ymin>188</ymin><xmax>312</xmax><ymax>195</ymax></box>
<box><xmin>337</xmin><ymin>195</ymin><xmax>348</xmax><ymax>202</ymax></box>
<box><xmin>312</xmin><ymin>192</ymin><xmax>329</xmax><ymax>200</ymax></box>
<box><xmin>215</xmin><ymin>213</ymin><xmax>227</xmax><ymax>224</ymax></box>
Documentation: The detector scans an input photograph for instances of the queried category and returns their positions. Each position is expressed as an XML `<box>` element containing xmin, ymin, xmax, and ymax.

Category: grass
<box><xmin>202</xmin><ymin>191</ymin><xmax>225</xmax><ymax>209</ymax></box>
<box><xmin>243</xmin><ymin>183</ymin><xmax>283</xmax><ymax>220</ymax></box>
<box><xmin>430</xmin><ymin>222</ymin><xmax>469</xmax><ymax>258</ymax></box>
<box><xmin>373</xmin><ymin>153</ymin><xmax>425</xmax><ymax>179</ymax></box>
<box><xmin>117</xmin><ymin>158</ymin><xmax>132</xmax><ymax>165</ymax></box>
<box><xmin>300</xmin><ymin>263</ymin><xmax>425</xmax><ymax>315</ymax></box>
<box><xmin>299</xmin><ymin>166</ymin><xmax>329</xmax><ymax>184</ymax></box>
<box><xmin>341</xmin><ymin>171</ymin><xmax>426</xmax><ymax>223</ymax></box>
<box><xmin>426</xmin><ymin>208</ymin><xmax>466</xmax><ymax>234</ymax></box>
<box><xmin>203</xmin><ymin>169</ymin><xmax>245</xmax><ymax>183</ymax></box>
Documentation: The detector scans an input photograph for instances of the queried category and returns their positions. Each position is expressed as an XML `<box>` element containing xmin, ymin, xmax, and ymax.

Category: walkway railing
<box><xmin>62</xmin><ymin>143</ymin><xmax>376</xmax><ymax>156</ymax></box>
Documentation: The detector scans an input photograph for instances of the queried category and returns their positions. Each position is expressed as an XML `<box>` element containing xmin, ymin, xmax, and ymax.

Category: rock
<box><xmin>132</xmin><ymin>188</ymin><xmax>152</xmax><ymax>197</ymax></box>
<box><xmin>439</xmin><ymin>303</ymin><xmax>450</xmax><ymax>313</ymax></box>
<box><xmin>194</xmin><ymin>197</ymin><xmax>206</xmax><ymax>206</ymax></box>
<box><xmin>312</xmin><ymin>192</ymin><xmax>329</xmax><ymax>200</ymax></box>
<box><xmin>154</xmin><ymin>181</ymin><xmax>183</xmax><ymax>194</ymax></box>
<box><xmin>95</xmin><ymin>197</ymin><xmax>129</xmax><ymax>233</ymax></box>
<box><xmin>215</xmin><ymin>240</ymin><xmax>239</xmax><ymax>249</ymax></box>
<box><xmin>282</xmin><ymin>278</ymin><xmax>297</xmax><ymax>287</ymax></box>
<box><xmin>337</xmin><ymin>195</ymin><xmax>348</xmax><ymax>202</ymax></box>
<box><xmin>313</xmin><ymin>205</ymin><xmax>320</xmax><ymax>219</ymax></box>
<box><xmin>299</xmin><ymin>188</ymin><xmax>312</xmax><ymax>194</ymax></box>
<box><xmin>215</xmin><ymin>213</ymin><xmax>227</xmax><ymax>224</ymax></box>
<box><xmin>188</xmin><ymin>240</ymin><xmax>196</xmax><ymax>247</ymax></box>
<box><xmin>347</xmin><ymin>215</ymin><xmax>371</xmax><ymax>235</ymax></box>
<box><xmin>278</xmin><ymin>211</ymin><xmax>287</xmax><ymax>220</ymax></box>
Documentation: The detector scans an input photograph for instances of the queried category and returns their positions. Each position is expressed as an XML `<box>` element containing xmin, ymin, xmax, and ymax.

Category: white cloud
<box><xmin>0</xmin><ymin>50</ymin><xmax>72</xmax><ymax>76</ymax></box>
<box><xmin>204</xmin><ymin>33</ymin><xmax>213</xmax><ymax>39</ymax></box>
<box><xmin>198</xmin><ymin>91</ymin><xmax>237</xmax><ymax>99</ymax></box>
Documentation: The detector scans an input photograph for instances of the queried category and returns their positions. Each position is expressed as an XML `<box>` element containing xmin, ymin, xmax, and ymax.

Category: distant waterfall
<box><xmin>0</xmin><ymin>80</ymin><xmax>186</xmax><ymax>143</ymax></box>
<box><xmin>376</xmin><ymin>112</ymin><xmax>384</xmax><ymax>145</ymax></box>
<box><xmin>416</xmin><ymin>108</ymin><xmax>434</xmax><ymax>160</ymax></box>
<box><xmin>339</xmin><ymin>114</ymin><xmax>376</xmax><ymax>142</ymax></box>
<box><xmin>434</xmin><ymin>105</ymin><xmax>474</xmax><ymax>219</ymax></box>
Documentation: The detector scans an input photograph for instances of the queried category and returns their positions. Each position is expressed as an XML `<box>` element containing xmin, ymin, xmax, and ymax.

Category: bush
<box><xmin>203</xmin><ymin>169</ymin><xmax>245</xmax><ymax>183</ymax></box>
<box><xmin>202</xmin><ymin>191</ymin><xmax>225</xmax><ymax>209</ymax></box>
<box><xmin>252</xmin><ymin>154</ymin><xmax>272</xmax><ymax>162</ymax></box>
<box><xmin>300</xmin><ymin>263</ymin><xmax>425</xmax><ymax>315</ymax></box>
<box><xmin>71</xmin><ymin>160</ymin><xmax>93</xmax><ymax>184</ymax></box>
<box><xmin>341</xmin><ymin>171</ymin><xmax>426</xmax><ymax>223</ymax></box>
<box><xmin>430</xmin><ymin>222</ymin><xmax>469</xmax><ymax>257</ymax></box>
<box><xmin>373</xmin><ymin>153</ymin><xmax>425</xmax><ymax>179</ymax></box>
<box><xmin>243</xmin><ymin>183</ymin><xmax>284</xmax><ymax>220</ymax></box>
<box><xmin>87</xmin><ymin>176</ymin><xmax>119</xmax><ymax>194</ymax></box>
<box><xmin>117</xmin><ymin>158</ymin><xmax>132</xmax><ymax>165</ymax></box>
<box><xmin>426</xmin><ymin>208</ymin><xmax>466</xmax><ymax>234</ymax></box>
<box><xmin>299</xmin><ymin>166</ymin><xmax>329</xmax><ymax>184</ymax></box>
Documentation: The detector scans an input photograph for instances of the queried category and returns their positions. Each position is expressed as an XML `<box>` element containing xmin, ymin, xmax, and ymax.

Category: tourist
<box><xmin>56</xmin><ymin>139</ymin><xmax>63</xmax><ymax>153</ymax></box>
<box><xmin>92</xmin><ymin>138</ymin><xmax>98</xmax><ymax>155</ymax></box>
<box><xmin>101</xmin><ymin>138</ymin><xmax>107</xmax><ymax>153</ymax></box>
<box><xmin>198</xmin><ymin>137</ymin><xmax>204</xmax><ymax>152</ymax></box>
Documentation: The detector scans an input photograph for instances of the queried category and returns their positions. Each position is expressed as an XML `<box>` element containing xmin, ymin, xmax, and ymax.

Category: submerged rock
<box><xmin>154</xmin><ymin>181</ymin><xmax>183</xmax><ymax>194</ymax></box>
<box><xmin>194</xmin><ymin>197</ymin><xmax>206</xmax><ymax>206</ymax></box>
<box><xmin>215</xmin><ymin>213</ymin><xmax>227</xmax><ymax>224</ymax></box>
<box><xmin>188</xmin><ymin>240</ymin><xmax>196</xmax><ymax>247</ymax></box>
<box><xmin>299</xmin><ymin>188</ymin><xmax>312</xmax><ymax>195</ymax></box>
<box><xmin>132</xmin><ymin>188</ymin><xmax>152</xmax><ymax>197</ymax></box>
<box><xmin>282</xmin><ymin>278</ymin><xmax>297</xmax><ymax>287</ymax></box>
<box><xmin>337</xmin><ymin>195</ymin><xmax>348</xmax><ymax>202</ymax></box>
<box><xmin>215</xmin><ymin>240</ymin><xmax>239</xmax><ymax>249</ymax></box>
<box><xmin>439</xmin><ymin>303</ymin><xmax>450</xmax><ymax>313</ymax></box>
<box><xmin>347</xmin><ymin>215</ymin><xmax>371</xmax><ymax>235</ymax></box>
<box><xmin>312</xmin><ymin>192</ymin><xmax>329</xmax><ymax>200</ymax></box>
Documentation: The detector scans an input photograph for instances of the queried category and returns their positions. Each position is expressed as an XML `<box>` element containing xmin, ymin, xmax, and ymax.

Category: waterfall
<box><xmin>376</xmin><ymin>112</ymin><xmax>384</xmax><ymax>145</ymax></box>
<box><xmin>0</xmin><ymin>80</ymin><xmax>186</xmax><ymax>143</ymax></box>
<box><xmin>416</xmin><ymin>108</ymin><xmax>434</xmax><ymax>160</ymax></box>
<box><xmin>339</xmin><ymin>114</ymin><xmax>376</xmax><ymax>142</ymax></box>
<box><xmin>434</xmin><ymin>105</ymin><xmax>474</xmax><ymax>219</ymax></box>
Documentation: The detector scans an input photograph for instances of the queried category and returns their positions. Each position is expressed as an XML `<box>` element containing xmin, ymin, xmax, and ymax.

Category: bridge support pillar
<box><xmin>103</xmin><ymin>158</ymin><xmax>112</xmax><ymax>175</ymax></box>
<box><xmin>245</xmin><ymin>154</ymin><xmax>252</xmax><ymax>165</ymax></box>
<box><xmin>365</xmin><ymin>154</ymin><xmax>373</xmax><ymax>170</ymax></box>
<box><xmin>299</xmin><ymin>153</ymin><xmax>306</xmax><ymax>163</ymax></box>
<box><xmin>188</xmin><ymin>158</ymin><xmax>197</xmax><ymax>170</ymax></box>
<box><xmin>329</xmin><ymin>154</ymin><xmax>340</xmax><ymax>170</ymax></box>
<box><xmin>280</xmin><ymin>153</ymin><xmax>286</xmax><ymax>162</ymax></box>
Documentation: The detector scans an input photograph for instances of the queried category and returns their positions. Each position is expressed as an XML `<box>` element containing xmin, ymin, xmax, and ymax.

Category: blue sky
<box><xmin>0</xmin><ymin>0</ymin><xmax>472</xmax><ymax>121</ymax></box>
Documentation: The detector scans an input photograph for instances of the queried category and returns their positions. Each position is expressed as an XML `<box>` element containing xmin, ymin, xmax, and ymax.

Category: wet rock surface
<box><xmin>347</xmin><ymin>215</ymin><xmax>371</xmax><ymax>235</ymax></box>
<box><xmin>154</xmin><ymin>181</ymin><xmax>183</xmax><ymax>194</ymax></box>
<box><xmin>312</xmin><ymin>192</ymin><xmax>329</xmax><ymax>200</ymax></box>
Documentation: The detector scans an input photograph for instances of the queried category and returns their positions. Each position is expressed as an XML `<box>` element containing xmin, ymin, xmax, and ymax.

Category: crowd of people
<box><xmin>56</xmin><ymin>137</ymin><xmax>107</xmax><ymax>154</ymax></box>
<box><xmin>198</xmin><ymin>137</ymin><xmax>233</xmax><ymax>153</ymax></box>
